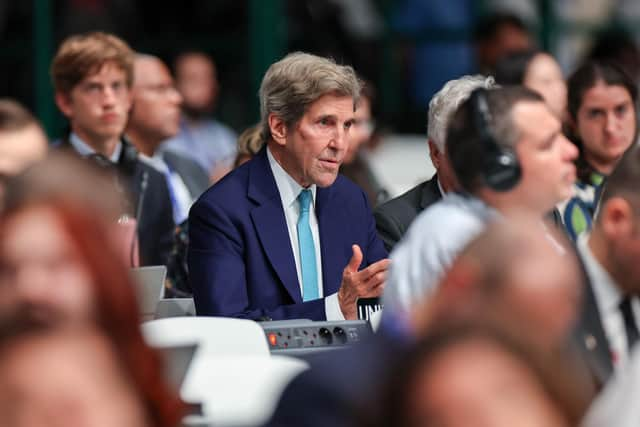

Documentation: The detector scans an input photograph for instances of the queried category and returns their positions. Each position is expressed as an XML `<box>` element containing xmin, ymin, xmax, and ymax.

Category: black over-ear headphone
<box><xmin>469</xmin><ymin>88</ymin><xmax>521</xmax><ymax>192</ymax></box>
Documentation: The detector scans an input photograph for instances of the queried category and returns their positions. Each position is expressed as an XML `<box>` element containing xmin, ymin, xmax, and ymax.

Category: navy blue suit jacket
<box><xmin>188</xmin><ymin>147</ymin><xmax>387</xmax><ymax>320</ymax></box>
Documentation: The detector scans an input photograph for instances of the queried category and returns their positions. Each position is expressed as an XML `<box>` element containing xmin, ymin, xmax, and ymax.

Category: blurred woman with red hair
<box><xmin>0</xmin><ymin>153</ymin><xmax>185</xmax><ymax>427</ymax></box>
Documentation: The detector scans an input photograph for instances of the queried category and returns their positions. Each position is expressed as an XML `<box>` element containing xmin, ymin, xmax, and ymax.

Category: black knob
<box><xmin>333</xmin><ymin>327</ymin><xmax>347</xmax><ymax>344</ymax></box>
<box><xmin>318</xmin><ymin>327</ymin><xmax>332</xmax><ymax>345</ymax></box>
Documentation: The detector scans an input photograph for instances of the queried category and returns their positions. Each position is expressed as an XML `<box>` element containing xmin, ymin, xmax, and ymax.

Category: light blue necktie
<box><xmin>297</xmin><ymin>189</ymin><xmax>319</xmax><ymax>301</ymax></box>
<box><xmin>162</xmin><ymin>166</ymin><xmax>184</xmax><ymax>224</ymax></box>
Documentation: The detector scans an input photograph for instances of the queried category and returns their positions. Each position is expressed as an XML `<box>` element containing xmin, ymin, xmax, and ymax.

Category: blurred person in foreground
<box><xmin>162</xmin><ymin>51</ymin><xmax>237</xmax><ymax>183</ymax></box>
<box><xmin>0</xmin><ymin>155</ymin><xmax>184</xmax><ymax>426</ymax></box>
<box><xmin>189</xmin><ymin>52</ymin><xmax>389</xmax><ymax>321</ymax></box>
<box><xmin>127</xmin><ymin>54</ymin><xmax>209</xmax><ymax>225</ymax></box>
<box><xmin>558</xmin><ymin>61</ymin><xmax>638</xmax><ymax>241</ymax></box>
<box><xmin>364</xmin><ymin>322</ymin><xmax>592</xmax><ymax>427</ymax></box>
<box><xmin>374</xmin><ymin>75</ymin><xmax>495</xmax><ymax>252</ymax></box>
<box><xmin>383</xmin><ymin>86</ymin><xmax>578</xmax><ymax>322</ymax></box>
<box><xmin>573</xmin><ymin>144</ymin><xmax>640</xmax><ymax>387</ymax></box>
<box><xmin>0</xmin><ymin>319</ymin><xmax>174</xmax><ymax>427</ymax></box>
<box><xmin>0</xmin><ymin>99</ymin><xmax>48</xmax><ymax>206</ymax></box>
<box><xmin>266</xmin><ymin>218</ymin><xmax>588</xmax><ymax>427</ymax></box>
<box><xmin>51</xmin><ymin>31</ymin><xmax>175</xmax><ymax>266</ymax></box>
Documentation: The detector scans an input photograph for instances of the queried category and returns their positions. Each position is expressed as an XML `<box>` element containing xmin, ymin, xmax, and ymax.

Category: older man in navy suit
<box><xmin>189</xmin><ymin>52</ymin><xmax>390</xmax><ymax>321</ymax></box>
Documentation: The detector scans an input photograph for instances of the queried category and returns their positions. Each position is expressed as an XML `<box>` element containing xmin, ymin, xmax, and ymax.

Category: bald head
<box><xmin>174</xmin><ymin>52</ymin><xmax>218</xmax><ymax>115</ymax></box>
<box><xmin>126</xmin><ymin>55</ymin><xmax>182</xmax><ymax>155</ymax></box>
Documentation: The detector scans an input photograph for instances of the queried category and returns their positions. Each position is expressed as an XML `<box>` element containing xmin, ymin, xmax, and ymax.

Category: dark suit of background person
<box><xmin>374</xmin><ymin>175</ymin><xmax>442</xmax><ymax>251</ymax></box>
<box><xmin>163</xmin><ymin>150</ymin><xmax>209</xmax><ymax>200</ymax></box>
<box><xmin>569</xmin><ymin>145</ymin><xmax>640</xmax><ymax>390</ymax></box>
<box><xmin>189</xmin><ymin>146</ymin><xmax>387</xmax><ymax>320</ymax></box>
<box><xmin>573</xmin><ymin>264</ymin><xmax>614</xmax><ymax>389</ymax></box>
<box><xmin>55</xmin><ymin>137</ymin><xmax>176</xmax><ymax>267</ymax></box>
<box><xmin>372</xmin><ymin>75</ymin><xmax>499</xmax><ymax>252</ymax></box>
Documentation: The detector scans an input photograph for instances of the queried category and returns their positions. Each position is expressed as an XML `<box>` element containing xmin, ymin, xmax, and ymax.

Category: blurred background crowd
<box><xmin>2</xmin><ymin>1</ymin><xmax>640</xmax><ymax>427</ymax></box>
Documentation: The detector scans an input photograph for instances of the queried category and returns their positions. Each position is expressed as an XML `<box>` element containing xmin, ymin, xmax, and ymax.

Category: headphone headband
<box><xmin>469</xmin><ymin>88</ymin><xmax>521</xmax><ymax>192</ymax></box>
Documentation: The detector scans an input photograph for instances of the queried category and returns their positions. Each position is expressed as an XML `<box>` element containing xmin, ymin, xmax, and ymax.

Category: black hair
<box><xmin>588</xmin><ymin>29</ymin><xmax>640</xmax><ymax>80</ymax></box>
<box><xmin>567</xmin><ymin>60</ymin><xmax>638</xmax><ymax>121</ymax></box>
<box><xmin>446</xmin><ymin>86</ymin><xmax>543</xmax><ymax>193</ymax></box>
<box><xmin>474</xmin><ymin>12</ymin><xmax>529</xmax><ymax>43</ymax></box>
<box><xmin>494</xmin><ymin>49</ymin><xmax>540</xmax><ymax>85</ymax></box>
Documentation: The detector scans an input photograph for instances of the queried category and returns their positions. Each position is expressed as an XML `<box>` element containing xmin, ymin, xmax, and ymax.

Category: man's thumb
<box><xmin>347</xmin><ymin>244</ymin><xmax>363</xmax><ymax>272</ymax></box>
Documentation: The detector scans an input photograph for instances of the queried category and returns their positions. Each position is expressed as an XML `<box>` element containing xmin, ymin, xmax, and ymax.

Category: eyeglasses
<box><xmin>138</xmin><ymin>83</ymin><xmax>180</xmax><ymax>97</ymax></box>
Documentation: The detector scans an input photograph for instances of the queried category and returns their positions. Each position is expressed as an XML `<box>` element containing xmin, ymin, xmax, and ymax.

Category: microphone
<box><xmin>130</xmin><ymin>170</ymin><xmax>149</xmax><ymax>267</ymax></box>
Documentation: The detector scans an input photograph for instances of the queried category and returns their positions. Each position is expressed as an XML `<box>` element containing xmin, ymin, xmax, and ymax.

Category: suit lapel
<box><xmin>576</xmin><ymin>256</ymin><xmax>615</xmax><ymax>384</ymax></box>
<box><xmin>249</xmin><ymin>149</ymin><xmax>302</xmax><ymax>303</ymax></box>
<box><xmin>316</xmin><ymin>185</ymin><xmax>343</xmax><ymax>295</ymax></box>
<box><xmin>420</xmin><ymin>175</ymin><xmax>442</xmax><ymax>210</ymax></box>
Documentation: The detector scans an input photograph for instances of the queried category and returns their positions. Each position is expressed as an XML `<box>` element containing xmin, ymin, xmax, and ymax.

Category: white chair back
<box><xmin>183</xmin><ymin>355</ymin><xmax>308</xmax><ymax>427</ymax></box>
<box><xmin>141</xmin><ymin>316</ymin><xmax>270</xmax><ymax>357</ymax></box>
<box><xmin>142</xmin><ymin>317</ymin><xmax>307</xmax><ymax>427</ymax></box>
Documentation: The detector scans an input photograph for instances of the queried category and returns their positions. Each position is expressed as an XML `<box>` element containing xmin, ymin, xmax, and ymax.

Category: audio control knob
<box><xmin>333</xmin><ymin>327</ymin><xmax>347</xmax><ymax>344</ymax></box>
<box><xmin>318</xmin><ymin>327</ymin><xmax>332</xmax><ymax>345</ymax></box>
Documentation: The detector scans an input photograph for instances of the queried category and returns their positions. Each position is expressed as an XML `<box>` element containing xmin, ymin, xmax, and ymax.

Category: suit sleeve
<box><xmin>362</xmin><ymin>191</ymin><xmax>389</xmax><ymax>265</ymax></box>
<box><xmin>138</xmin><ymin>170</ymin><xmax>175</xmax><ymax>266</ymax></box>
<box><xmin>373</xmin><ymin>206</ymin><xmax>404</xmax><ymax>253</ymax></box>
<box><xmin>188</xmin><ymin>197</ymin><xmax>327</xmax><ymax>320</ymax></box>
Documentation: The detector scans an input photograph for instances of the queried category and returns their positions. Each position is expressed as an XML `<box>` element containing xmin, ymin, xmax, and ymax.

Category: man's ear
<box><xmin>602</xmin><ymin>197</ymin><xmax>634</xmax><ymax>238</ymax></box>
<box><xmin>55</xmin><ymin>92</ymin><xmax>73</xmax><ymax>118</ymax></box>
<box><xmin>268</xmin><ymin>113</ymin><xmax>287</xmax><ymax>146</ymax></box>
<box><xmin>428</xmin><ymin>139</ymin><xmax>441</xmax><ymax>169</ymax></box>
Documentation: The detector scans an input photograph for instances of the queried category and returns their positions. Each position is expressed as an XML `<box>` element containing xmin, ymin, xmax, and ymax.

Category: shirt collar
<box><xmin>267</xmin><ymin>146</ymin><xmax>317</xmax><ymax>209</ymax></box>
<box><xmin>138</xmin><ymin>152</ymin><xmax>168</xmax><ymax>173</ymax></box>
<box><xmin>436</xmin><ymin>176</ymin><xmax>446</xmax><ymax>197</ymax></box>
<box><xmin>579</xmin><ymin>233</ymin><xmax>623</xmax><ymax>314</ymax></box>
<box><xmin>69</xmin><ymin>132</ymin><xmax>122</xmax><ymax>163</ymax></box>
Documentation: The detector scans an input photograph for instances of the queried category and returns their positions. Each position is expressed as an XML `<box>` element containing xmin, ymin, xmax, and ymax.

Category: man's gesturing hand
<box><xmin>337</xmin><ymin>244</ymin><xmax>391</xmax><ymax>319</ymax></box>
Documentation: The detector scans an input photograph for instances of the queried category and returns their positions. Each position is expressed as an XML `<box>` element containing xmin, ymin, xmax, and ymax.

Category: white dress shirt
<box><xmin>69</xmin><ymin>132</ymin><xmax>122</xmax><ymax>162</ymax></box>
<box><xmin>578</xmin><ymin>234</ymin><xmax>640</xmax><ymax>368</ymax></box>
<box><xmin>383</xmin><ymin>193</ymin><xmax>498</xmax><ymax>317</ymax></box>
<box><xmin>267</xmin><ymin>147</ymin><xmax>344</xmax><ymax>320</ymax></box>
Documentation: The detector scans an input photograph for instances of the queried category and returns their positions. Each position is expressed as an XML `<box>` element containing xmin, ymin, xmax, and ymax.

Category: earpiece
<box><xmin>469</xmin><ymin>88</ymin><xmax>521</xmax><ymax>192</ymax></box>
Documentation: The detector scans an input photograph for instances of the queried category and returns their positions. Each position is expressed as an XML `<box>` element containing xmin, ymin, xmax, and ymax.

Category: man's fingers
<box><xmin>345</xmin><ymin>244</ymin><xmax>363</xmax><ymax>273</ymax></box>
<box><xmin>358</xmin><ymin>258</ymin><xmax>391</xmax><ymax>278</ymax></box>
<box><xmin>364</xmin><ymin>282</ymin><xmax>384</xmax><ymax>298</ymax></box>
<box><xmin>363</xmin><ymin>270</ymin><xmax>386</xmax><ymax>290</ymax></box>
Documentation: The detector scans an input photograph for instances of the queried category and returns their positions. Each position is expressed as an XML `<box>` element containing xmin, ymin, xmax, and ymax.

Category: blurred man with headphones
<box><xmin>382</xmin><ymin>86</ymin><xmax>578</xmax><ymax>324</ymax></box>
<box><xmin>50</xmin><ymin>32</ymin><xmax>175</xmax><ymax>267</ymax></box>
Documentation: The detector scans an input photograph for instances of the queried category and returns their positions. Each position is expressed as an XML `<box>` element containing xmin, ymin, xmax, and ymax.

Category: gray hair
<box><xmin>259</xmin><ymin>52</ymin><xmax>362</xmax><ymax>143</ymax></box>
<box><xmin>428</xmin><ymin>75</ymin><xmax>496</xmax><ymax>152</ymax></box>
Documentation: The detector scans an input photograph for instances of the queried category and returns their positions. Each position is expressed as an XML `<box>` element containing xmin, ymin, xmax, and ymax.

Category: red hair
<box><xmin>0</xmin><ymin>199</ymin><xmax>184</xmax><ymax>427</ymax></box>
